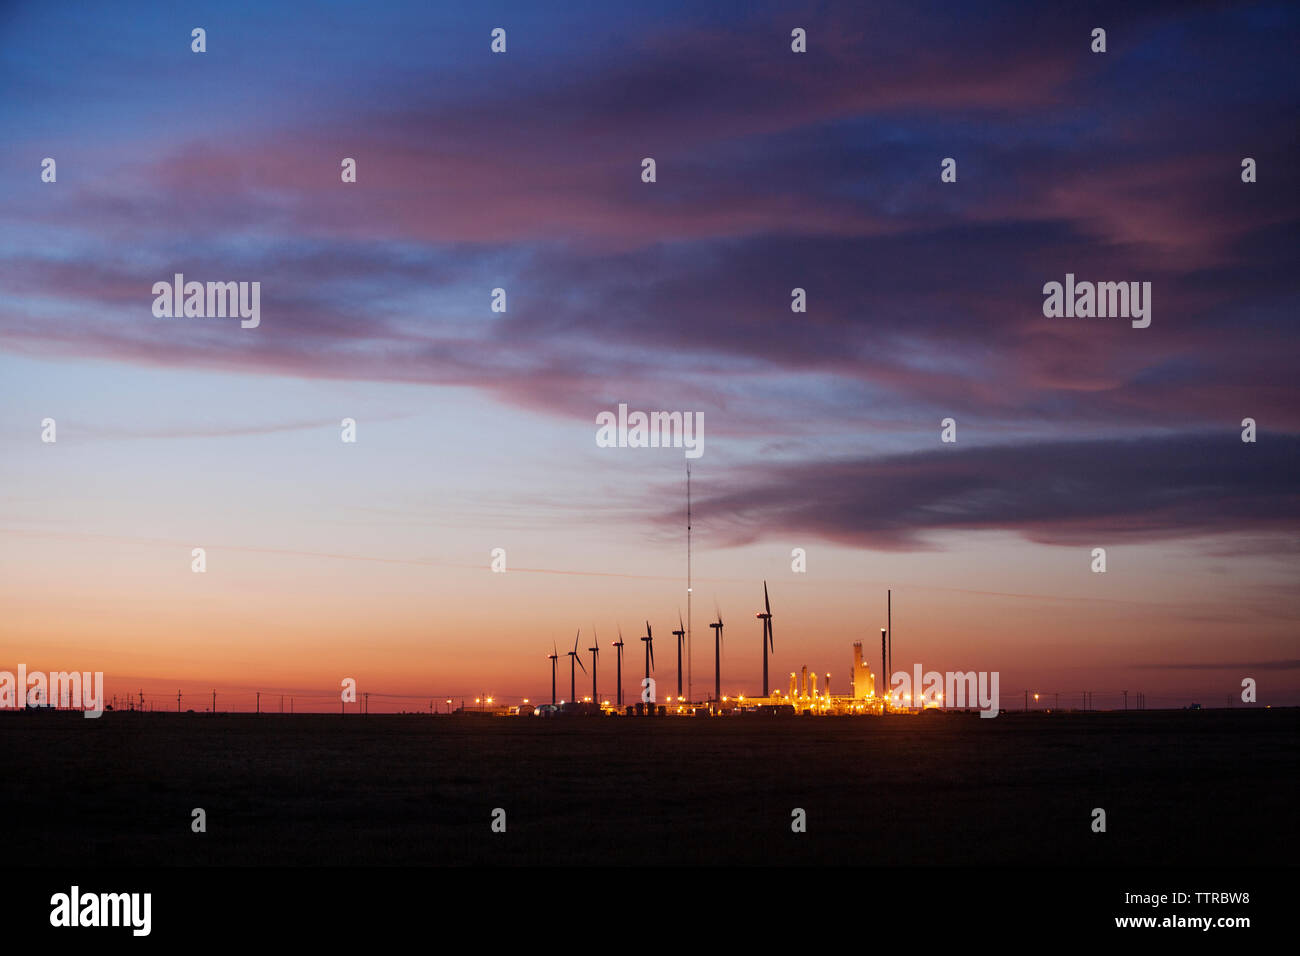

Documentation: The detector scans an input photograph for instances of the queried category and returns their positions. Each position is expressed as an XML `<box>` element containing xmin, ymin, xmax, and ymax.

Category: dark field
<box><xmin>2</xmin><ymin>709</ymin><xmax>1294</xmax><ymax>866</ymax></box>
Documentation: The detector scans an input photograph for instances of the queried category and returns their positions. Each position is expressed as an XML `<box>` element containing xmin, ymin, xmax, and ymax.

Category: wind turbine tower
<box><xmin>548</xmin><ymin>642</ymin><xmax>559</xmax><ymax>705</ymax></box>
<box><xmin>640</xmin><ymin>621</ymin><xmax>655</xmax><ymax>710</ymax></box>
<box><xmin>710</xmin><ymin>613</ymin><xmax>724</xmax><ymax>704</ymax></box>
<box><xmin>756</xmin><ymin>582</ymin><xmax>774</xmax><ymax>697</ymax></box>
<box><xmin>672</xmin><ymin>613</ymin><xmax>686</xmax><ymax>699</ymax></box>
<box><xmin>567</xmin><ymin>630</ymin><xmax>586</xmax><ymax>703</ymax></box>
<box><xmin>613</xmin><ymin>628</ymin><xmax>625</xmax><ymax>706</ymax></box>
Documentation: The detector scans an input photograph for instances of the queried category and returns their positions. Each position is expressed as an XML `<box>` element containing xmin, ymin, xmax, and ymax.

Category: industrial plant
<box><xmin>467</xmin><ymin>470</ymin><xmax>924</xmax><ymax>719</ymax></box>
<box><xmin>526</xmin><ymin>583</ymin><xmax>913</xmax><ymax>718</ymax></box>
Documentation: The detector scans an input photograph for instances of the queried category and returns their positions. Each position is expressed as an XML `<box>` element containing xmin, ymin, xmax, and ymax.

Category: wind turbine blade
<box><xmin>577</xmin><ymin>656</ymin><xmax>587</xmax><ymax>675</ymax></box>
<box><xmin>764</xmin><ymin>580</ymin><xmax>771</xmax><ymax>615</ymax></box>
<box><xmin>649</xmin><ymin>643</ymin><xmax>655</xmax><ymax>670</ymax></box>
<box><xmin>573</xmin><ymin>629</ymin><xmax>581</xmax><ymax>653</ymax></box>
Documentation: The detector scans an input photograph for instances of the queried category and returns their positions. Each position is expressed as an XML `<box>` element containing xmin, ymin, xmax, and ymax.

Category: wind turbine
<box><xmin>567</xmin><ymin>629</ymin><xmax>586</xmax><ymax>703</ymax></box>
<box><xmin>672</xmin><ymin>612</ymin><xmax>686</xmax><ymax>699</ymax></box>
<box><xmin>640</xmin><ymin>621</ymin><xmax>655</xmax><ymax>708</ymax></box>
<box><xmin>548</xmin><ymin>641</ymin><xmax>559</xmax><ymax>705</ymax></box>
<box><xmin>613</xmin><ymin>627</ymin><xmax>625</xmax><ymax>706</ymax></box>
<box><xmin>588</xmin><ymin>627</ymin><xmax>600</xmax><ymax>704</ymax></box>
<box><xmin>710</xmin><ymin>610</ymin><xmax>724</xmax><ymax>704</ymax></box>
<box><xmin>756</xmin><ymin>581</ymin><xmax>774</xmax><ymax>698</ymax></box>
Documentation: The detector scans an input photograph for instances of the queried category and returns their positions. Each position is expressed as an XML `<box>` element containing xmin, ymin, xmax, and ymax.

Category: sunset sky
<box><xmin>1</xmin><ymin>0</ymin><xmax>1296</xmax><ymax>711</ymax></box>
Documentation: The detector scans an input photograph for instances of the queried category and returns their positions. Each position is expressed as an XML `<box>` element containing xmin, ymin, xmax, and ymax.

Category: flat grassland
<box><xmin>2</xmin><ymin>709</ymin><xmax>1292</xmax><ymax>865</ymax></box>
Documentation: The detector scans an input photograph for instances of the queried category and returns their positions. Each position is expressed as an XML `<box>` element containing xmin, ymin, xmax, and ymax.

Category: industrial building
<box><xmin>521</xmin><ymin>638</ymin><xmax>895</xmax><ymax>717</ymax></box>
<box><xmin>531</xmin><ymin>585</ymin><xmax>904</xmax><ymax>717</ymax></box>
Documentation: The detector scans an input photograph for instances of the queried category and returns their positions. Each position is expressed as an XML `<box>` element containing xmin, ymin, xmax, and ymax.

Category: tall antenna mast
<box><xmin>686</xmin><ymin>459</ymin><xmax>692</xmax><ymax>702</ymax></box>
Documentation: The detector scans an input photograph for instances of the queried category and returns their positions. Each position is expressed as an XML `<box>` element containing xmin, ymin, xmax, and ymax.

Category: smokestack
<box><xmin>800</xmin><ymin>665</ymin><xmax>807</xmax><ymax>698</ymax></box>
<box><xmin>808</xmin><ymin>671</ymin><xmax>817</xmax><ymax>698</ymax></box>
<box><xmin>881</xmin><ymin>628</ymin><xmax>886</xmax><ymax>703</ymax></box>
<box><xmin>789</xmin><ymin>672</ymin><xmax>797</xmax><ymax>699</ymax></box>
<box><xmin>887</xmin><ymin>589</ymin><xmax>892</xmax><ymax>690</ymax></box>
<box><xmin>825</xmin><ymin>673</ymin><xmax>831</xmax><ymax>698</ymax></box>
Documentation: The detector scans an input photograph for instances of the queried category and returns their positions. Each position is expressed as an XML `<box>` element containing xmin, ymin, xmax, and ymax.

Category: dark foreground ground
<box><xmin>1</xmin><ymin>708</ymin><xmax>1293</xmax><ymax>865</ymax></box>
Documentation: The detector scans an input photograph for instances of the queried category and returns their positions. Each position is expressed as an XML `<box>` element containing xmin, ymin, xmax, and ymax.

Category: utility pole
<box><xmin>177</xmin><ymin>690</ymin><xmax>182</xmax><ymax>713</ymax></box>
<box><xmin>365</xmin><ymin>692</ymin><xmax>370</xmax><ymax>715</ymax></box>
<box><xmin>1123</xmin><ymin>690</ymin><xmax>1128</xmax><ymax>711</ymax></box>
<box><xmin>1024</xmin><ymin>690</ymin><xmax>1028</xmax><ymax>712</ymax></box>
<box><xmin>212</xmin><ymin>689</ymin><xmax>216</xmax><ymax>715</ymax></box>
<box><xmin>256</xmin><ymin>691</ymin><xmax>260</xmax><ymax>715</ymax></box>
